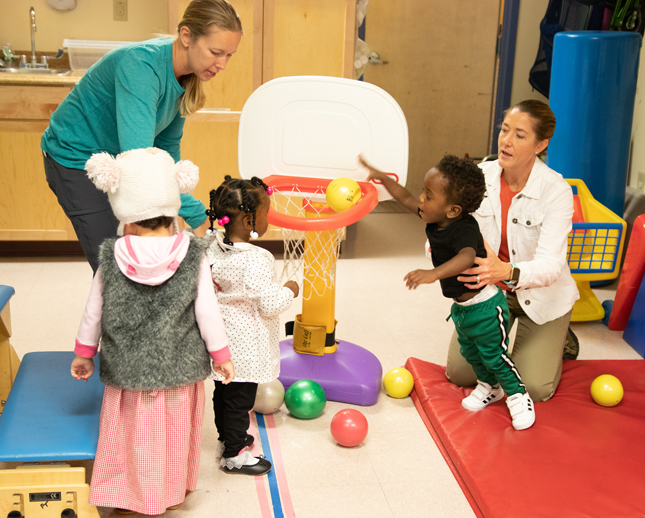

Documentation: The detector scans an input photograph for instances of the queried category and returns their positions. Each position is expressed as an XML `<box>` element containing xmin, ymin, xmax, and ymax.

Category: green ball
<box><xmin>284</xmin><ymin>380</ymin><xmax>327</xmax><ymax>419</ymax></box>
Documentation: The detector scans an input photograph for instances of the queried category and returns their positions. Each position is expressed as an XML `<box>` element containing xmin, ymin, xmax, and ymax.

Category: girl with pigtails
<box><xmin>71</xmin><ymin>148</ymin><xmax>235</xmax><ymax>515</ymax></box>
<box><xmin>206</xmin><ymin>175</ymin><xmax>299</xmax><ymax>475</ymax></box>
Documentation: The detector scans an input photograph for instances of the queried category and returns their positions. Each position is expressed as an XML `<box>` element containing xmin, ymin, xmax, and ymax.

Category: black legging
<box><xmin>213</xmin><ymin>380</ymin><xmax>258</xmax><ymax>458</ymax></box>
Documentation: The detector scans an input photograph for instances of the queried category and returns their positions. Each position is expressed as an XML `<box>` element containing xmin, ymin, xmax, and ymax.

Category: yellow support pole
<box><xmin>291</xmin><ymin>203</ymin><xmax>339</xmax><ymax>356</ymax></box>
<box><xmin>301</xmin><ymin>227</ymin><xmax>336</xmax><ymax>333</ymax></box>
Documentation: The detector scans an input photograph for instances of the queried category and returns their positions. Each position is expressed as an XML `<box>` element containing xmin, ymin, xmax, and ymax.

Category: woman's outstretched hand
<box><xmin>458</xmin><ymin>240</ymin><xmax>511</xmax><ymax>289</ymax></box>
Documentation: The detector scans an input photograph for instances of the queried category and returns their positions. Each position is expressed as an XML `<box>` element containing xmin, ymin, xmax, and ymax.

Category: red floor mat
<box><xmin>406</xmin><ymin>358</ymin><xmax>645</xmax><ymax>518</ymax></box>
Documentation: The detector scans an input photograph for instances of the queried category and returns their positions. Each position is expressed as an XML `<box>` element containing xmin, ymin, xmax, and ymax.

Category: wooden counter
<box><xmin>0</xmin><ymin>72</ymin><xmax>79</xmax><ymax>242</ymax></box>
<box><xmin>0</xmin><ymin>71</ymin><xmax>82</xmax><ymax>88</ymax></box>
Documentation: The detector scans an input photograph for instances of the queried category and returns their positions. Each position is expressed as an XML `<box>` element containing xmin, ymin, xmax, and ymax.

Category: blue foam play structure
<box><xmin>623</xmin><ymin>275</ymin><xmax>645</xmax><ymax>358</ymax></box>
<box><xmin>548</xmin><ymin>31</ymin><xmax>641</xmax><ymax>216</ymax></box>
<box><xmin>0</xmin><ymin>351</ymin><xmax>104</xmax><ymax>462</ymax></box>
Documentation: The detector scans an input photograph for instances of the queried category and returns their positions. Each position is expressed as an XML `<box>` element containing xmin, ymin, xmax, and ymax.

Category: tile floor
<box><xmin>0</xmin><ymin>211</ymin><xmax>641</xmax><ymax>517</ymax></box>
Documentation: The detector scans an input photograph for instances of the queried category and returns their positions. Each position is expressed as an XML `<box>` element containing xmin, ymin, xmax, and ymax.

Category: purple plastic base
<box><xmin>278</xmin><ymin>339</ymin><xmax>383</xmax><ymax>406</ymax></box>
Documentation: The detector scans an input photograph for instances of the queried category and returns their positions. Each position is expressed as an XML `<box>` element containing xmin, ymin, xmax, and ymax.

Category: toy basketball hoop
<box><xmin>264</xmin><ymin>175</ymin><xmax>378</xmax><ymax>358</ymax></box>
<box><xmin>238</xmin><ymin>76</ymin><xmax>408</xmax><ymax>405</ymax></box>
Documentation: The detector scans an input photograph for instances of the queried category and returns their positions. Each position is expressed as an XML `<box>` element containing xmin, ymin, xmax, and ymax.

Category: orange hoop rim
<box><xmin>264</xmin><ymin>175</ymin><xmax>379</xmax><ymax>231</ymax></box>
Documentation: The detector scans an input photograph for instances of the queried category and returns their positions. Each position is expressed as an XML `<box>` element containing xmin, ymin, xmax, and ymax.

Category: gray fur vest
<box><xmin>98</xmin><ymin>237</ymin><xmax>211</xmax><ymax>391</ymax></box>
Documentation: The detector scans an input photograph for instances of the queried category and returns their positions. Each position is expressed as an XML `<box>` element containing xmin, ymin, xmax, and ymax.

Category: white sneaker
<box><xmin>506</xmin><ymin>392</ymin><xmax>535</xmax><ymax>430</ymax></box>
<box><xmin>461</xmin><ymin>381</ymin><xmax>504</xmax><ymax>411</ymax></box>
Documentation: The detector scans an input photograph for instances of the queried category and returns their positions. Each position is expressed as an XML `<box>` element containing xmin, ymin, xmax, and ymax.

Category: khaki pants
<box><xmin>446</xmin><ymin>291</ymin><xmax>572</xmax><ymax>402</ymax></box>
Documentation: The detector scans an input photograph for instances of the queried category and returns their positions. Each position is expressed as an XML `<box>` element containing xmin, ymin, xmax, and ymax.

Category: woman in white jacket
<box><xmin>448</xmin><ymin>99</ymin><xmax>579</xmax><ymax>402</ymax></box>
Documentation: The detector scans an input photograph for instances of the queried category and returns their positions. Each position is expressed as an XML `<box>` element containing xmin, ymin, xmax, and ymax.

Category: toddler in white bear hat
<box><xmin>85</xmin><ymin>147</ymin><xmax>200</xmax><ymax>235</ymax></box>
<box><xmin>71</xmin><ymin>147</ymin><xmax>234</xmax><ymax>515</ymax></box>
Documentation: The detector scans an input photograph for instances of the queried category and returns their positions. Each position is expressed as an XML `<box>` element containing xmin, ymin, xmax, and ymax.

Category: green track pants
<box><xmin>448</xmin><ymin>287</ymin><xmax>525</xmax><ymax>396</ymax></box>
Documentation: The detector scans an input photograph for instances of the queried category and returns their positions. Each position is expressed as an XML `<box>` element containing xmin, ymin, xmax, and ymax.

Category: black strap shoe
<box><xmin>223</xmin><ymin>455</ymin><xmax>272</xmax><ymax>476</ymax></box>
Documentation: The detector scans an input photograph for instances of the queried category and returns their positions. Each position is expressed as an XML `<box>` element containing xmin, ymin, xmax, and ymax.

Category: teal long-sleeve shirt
<box><xmin>41</xmin><ymin>37</ymin><xmax>206</xmax><ymax>228</ymax></box>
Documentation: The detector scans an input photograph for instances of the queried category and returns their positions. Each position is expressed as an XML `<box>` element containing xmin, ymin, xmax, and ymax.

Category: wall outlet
<box><xmin>638</xmin><ymin>172</ymin><xmax>645</xmax><ymax>192</ymax></box>
<box><xmin>114</xmin><ymin>0</ymin><xmax>127</xmax><ymax>21</ymax></box>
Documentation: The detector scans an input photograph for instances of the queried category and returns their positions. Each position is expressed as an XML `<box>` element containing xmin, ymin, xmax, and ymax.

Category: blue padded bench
<box><xmin>0</xmin><ymin>351</ymin><xmax>104</xmax><ymax>517</ymax></box>
<box><xmin>0</xmin><ymin>285</ymin><xmax>14</xmax><ymax>315</ymax></box>
<box><xmin>1</xmin><ymin>285</ymin><xmax>19</xmax><ymax>414</ymax></box>
<box><xmin>0</xmin><ymin>351</ymin><xmax>103</xmax><ymax>462</ymax></box>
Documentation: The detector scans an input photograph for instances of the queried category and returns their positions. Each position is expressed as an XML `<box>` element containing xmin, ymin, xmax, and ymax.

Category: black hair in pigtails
<box><xmin>206</xmin><ymin>188</ymin><xmax>218</xmax><ymax>232</ymax></box>
<box><xmin>210</xmin><ymin>175</ymin><xmax>271</xmax><ymax>249</ymax></box>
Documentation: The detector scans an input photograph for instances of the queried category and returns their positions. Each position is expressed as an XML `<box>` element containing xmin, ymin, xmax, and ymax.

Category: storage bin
<box><xmin>566</xmin><ymin>178</ymin><xmax>627</xmax><ymax>321</ymax></box>
<box><xmin>63</xmin><ymin>39</ymin><xmax>131</xmax><ymax>71</ymax></box>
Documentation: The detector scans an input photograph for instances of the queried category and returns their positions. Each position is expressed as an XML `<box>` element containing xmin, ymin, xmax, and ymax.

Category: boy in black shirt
<box><xmin>360</xmin><ymin>154</ymin><xmax>535</xmax><ymax>431</ymax></box>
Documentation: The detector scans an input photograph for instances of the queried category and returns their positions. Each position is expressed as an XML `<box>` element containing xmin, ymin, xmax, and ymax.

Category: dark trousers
<box><xmin>213</xmin><ymin>381</ymin><xmax>258</xmax><ymax>458</ymax></box>
<box><xmin>43</xmin><ymin>151</ymin><xmax>119</xmax><ymax>273</ymax></box>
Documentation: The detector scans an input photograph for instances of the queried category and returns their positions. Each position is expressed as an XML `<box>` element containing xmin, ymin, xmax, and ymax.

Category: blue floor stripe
<box><xmin>256</xmin><ymin>413</ymin><xmax>284</xmax><ymax>518</ymax></box>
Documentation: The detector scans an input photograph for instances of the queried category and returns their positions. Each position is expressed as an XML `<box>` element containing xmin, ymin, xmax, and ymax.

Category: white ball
<box><xmin>254</xmin><ymin>379</ymin><xmax>285</xmax><ymax>414</ymax></box>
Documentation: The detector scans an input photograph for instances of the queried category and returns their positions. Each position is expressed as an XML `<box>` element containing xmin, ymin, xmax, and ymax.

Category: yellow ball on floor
<box><xmin>590</xmin><ymin>374</ymin><xmax>624</xmax><ymax>407</ymax></box>
<box><xmin>326</xmin><ymin>178</ymin><xmax>362</xmax><ymax>213</ymax></box>
<box><xmin>383</xmin><ymin>367</ymin><xmax>414</xmax><ymax>398</ymax></box>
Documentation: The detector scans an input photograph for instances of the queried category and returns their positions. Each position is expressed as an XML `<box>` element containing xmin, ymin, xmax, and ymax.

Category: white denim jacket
<box><xmin>474</xmin><ymin>158</ymin><xmax>579</xmax><ymax>325</ymax></box>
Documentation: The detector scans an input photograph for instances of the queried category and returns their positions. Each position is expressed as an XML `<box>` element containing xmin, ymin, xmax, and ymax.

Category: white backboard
<box><xmin>238</xmin><ymin>76</ymin><xmax>409</xmax><ymax>202</ymax></box>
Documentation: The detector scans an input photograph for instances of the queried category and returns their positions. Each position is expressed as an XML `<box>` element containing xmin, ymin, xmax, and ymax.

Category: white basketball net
<box><xmin>270</xmin><ymin>184</ymin><xmax>345</xmax><ymax>300</ymax></box>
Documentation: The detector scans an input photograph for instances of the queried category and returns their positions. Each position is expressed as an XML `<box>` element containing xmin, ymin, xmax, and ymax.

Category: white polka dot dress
<box><xmin>206</xmin><ymin>232</ymin><xmax>294</xmax><ymax>383</ymax></box>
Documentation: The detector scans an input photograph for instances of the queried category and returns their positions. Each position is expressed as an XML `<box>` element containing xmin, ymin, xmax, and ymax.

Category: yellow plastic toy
<box><xmin>326</xmin><ymin>178</ymin><xmax>362</xmax><ymax>213</ymax></box>
<box><xmin>590</xmin><ymin>374</ymin><xmax>624</xmax><ymax>407</ymax></box>
<box><xmin>383</xmin><ymin>367</ymin><xmax>414</xmax><ymax>398</ymax></box>
<box><xmin>566</xmin><ymin>179</ymin><xmax>627</xmax><ymax>322</ymax></box>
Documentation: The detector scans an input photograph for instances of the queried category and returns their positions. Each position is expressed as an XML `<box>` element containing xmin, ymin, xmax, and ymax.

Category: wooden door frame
<box><xmin>491</xmin><ymin>0</ymin><xmax>520</xmax><ymax>154</ymax></box>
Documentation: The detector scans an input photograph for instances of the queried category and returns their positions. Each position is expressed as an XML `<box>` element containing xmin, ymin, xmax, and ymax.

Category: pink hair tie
<box><xmin>266</xmin><ymin>187</ymin><xmax>274</xmax><ymax>195</ymax></box>
<box><xmin>218</xmin><ymin>216</ymin><xmax>230</xmax><ymax>226</ymax></box>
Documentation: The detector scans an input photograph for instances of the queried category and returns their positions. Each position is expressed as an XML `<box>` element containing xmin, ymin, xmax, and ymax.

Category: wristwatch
<box><xmin>504</xmin><ymin>263</ymin><xmax>520</xmax><ymax>287</ymax></box>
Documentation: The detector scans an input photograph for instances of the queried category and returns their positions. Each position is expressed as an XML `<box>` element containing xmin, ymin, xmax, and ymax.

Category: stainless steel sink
<box><xmin>0</xmin><ymin>67</ymin><xmax>71</xmax><ymax>75</ymax></box>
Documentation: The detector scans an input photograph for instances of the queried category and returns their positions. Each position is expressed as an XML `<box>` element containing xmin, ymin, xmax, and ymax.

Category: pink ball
<box><xmin>330</xmin><ymin>409</ymin><xmax>368</xmax><ymax>447</ymax></box>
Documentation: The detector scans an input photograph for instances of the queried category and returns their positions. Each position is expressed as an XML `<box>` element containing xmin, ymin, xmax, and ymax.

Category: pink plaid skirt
<box><xmin>88</xmin><ymin>381</ymin><xmax>205</xmax><ymax>515</ymax></box>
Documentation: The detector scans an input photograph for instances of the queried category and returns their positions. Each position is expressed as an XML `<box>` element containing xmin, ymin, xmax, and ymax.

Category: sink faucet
<box><xmin>30</xmin><ymin>6</ymin><xmax>37</xmax><ymax>66</ymax></box>
<box><xmin>20</xmin><ymin>7</ymin><xmax>63</xmax><ymax>69</ymax></box>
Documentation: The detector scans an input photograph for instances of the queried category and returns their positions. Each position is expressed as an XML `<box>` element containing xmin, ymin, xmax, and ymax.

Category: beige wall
<box><xmin>510</xmin><ymin>0</ymin><xmax>549</xmax><ymax>107</ymax></box>
<box><xmin>0</xmin><ymin>0</ymin><xmax>168</xmax><ymax>53</ymax></box>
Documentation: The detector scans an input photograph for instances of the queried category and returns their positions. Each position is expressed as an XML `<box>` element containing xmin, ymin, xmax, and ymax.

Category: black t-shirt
<box><xmin>425</xmin><ymin>215</ymin><xmax>486</xmax><ymax>299</ymax></box>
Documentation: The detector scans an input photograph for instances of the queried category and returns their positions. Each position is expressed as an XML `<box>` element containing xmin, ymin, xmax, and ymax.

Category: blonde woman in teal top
<box><xmin>42</xmin><ymin>0</ymin><xmax>242</xmax><ymax>273</ymax></box>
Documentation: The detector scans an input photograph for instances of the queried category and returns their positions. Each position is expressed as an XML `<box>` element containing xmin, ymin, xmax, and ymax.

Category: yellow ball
<box><xmin>383</xmin><ymin>367</ymin><xmax>414</xmax><ymax>398</ymax></box>
<box><xmin>590</xmin><ymin>374</ymin><xmax>624</xmax><ymax>407</ymax></box>
<box><xmin>326</xmin><ymin>178</ymin><xmax>362</xmax><ymax>213</ymax></box>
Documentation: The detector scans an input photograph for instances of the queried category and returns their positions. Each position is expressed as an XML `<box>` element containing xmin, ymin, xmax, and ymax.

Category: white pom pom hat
<box><xmin>85</xmin><ymin>147</ymin><xmax>199</xmax><ymax>234</ymax></box>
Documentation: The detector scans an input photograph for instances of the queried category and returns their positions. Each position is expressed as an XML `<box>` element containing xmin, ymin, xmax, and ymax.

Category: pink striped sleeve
<box><xmin>76</xmin><ymin>269</ymin><xmax>103</xmax><ymax>348</ymax></box>
<box><xmin>195</xmin><ymin>256</ymin><xmax>230</xmax><ymax>355</ymax></box>
<box><xmin>210</xmin><ymin>346</ymin><xmax>231</xmax><ymax>364</ymax></box>
<box><xmin>75</xmin><ymin>339</ymin><xmax>99</xmax><ymax>358</ymax></box>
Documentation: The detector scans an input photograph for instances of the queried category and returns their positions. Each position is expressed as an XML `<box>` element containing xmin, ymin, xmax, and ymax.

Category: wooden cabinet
<box><xmin>0</xmin><ymin>2</ymin><xmax>357</xmax><ymax>243</ymax></box>
<box><xmin>0</xmin><ymin>83</ymin><xmax>76</xmax><ymax>241</ymax></box>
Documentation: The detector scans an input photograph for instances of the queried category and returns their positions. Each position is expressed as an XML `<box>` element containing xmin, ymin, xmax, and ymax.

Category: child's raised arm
<box><xmin>358</xmin><ymin>155</ymin><xmax>419</xmax><ymax>215</ymax></box>
<box><xmin>404</xmin><ymin>247</ymin><xmax>477</xmax><ymax>290</ymax></box>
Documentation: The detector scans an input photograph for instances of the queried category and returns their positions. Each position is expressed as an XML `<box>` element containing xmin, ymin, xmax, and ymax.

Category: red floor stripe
<box><xmin>248</xmin><ymin>413</ymin><xmax>273</xmax><ymax>518</ymax></box>
<box><xmin>264</xmin><ymin>413</ymin><xmax>296</xmax><ymax>518</ymax></box>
